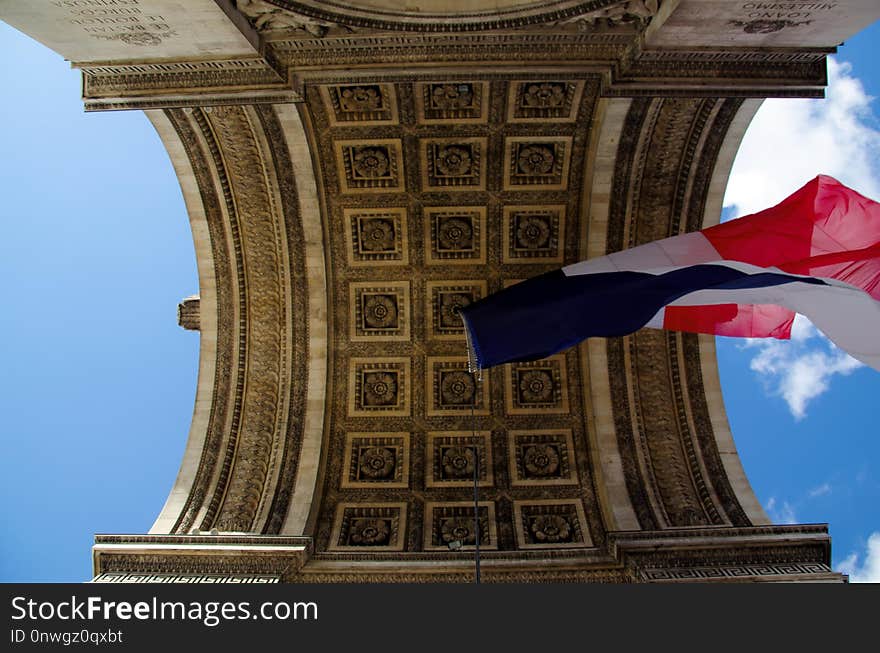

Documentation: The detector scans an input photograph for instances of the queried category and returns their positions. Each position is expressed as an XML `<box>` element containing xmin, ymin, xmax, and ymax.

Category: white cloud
<box><xmin>808</xmin><ymin>482</ymin><xmax>832</xmax><ymax>498</ymax></box>
<box><xmin>724</xmin><ymin>57</ymin><xmax>880</xmax><ymax>219</ymax></box>
<box><xmin>723</xmin><ymin>58</ymin><xmax>878</xmax><ymax>419</ymax></box>
<box><xmin>738</xmin><ymin>315</ymin><xmax>863</xmax><ymax>419</ymax></box>
<box><xmin>837</xmin><ymin>532</ymin><xmax>880</xmax><ymax>583</ymax></box>
<box><xmin>765</xmin><ymin>497</ymin><xmax>798</xmax><ymax>525</ymax></box>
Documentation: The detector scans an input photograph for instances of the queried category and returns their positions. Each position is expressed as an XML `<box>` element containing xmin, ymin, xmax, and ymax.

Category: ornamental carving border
<box><xmin>641</xmin><ymin>563</ymin><xmax>834</xmax><ymax>581</ymax></box>
<box><xmin>679</xmin><ymin>97</ymin><xmax>752</xmax><ymax>528</ymax></box>
<box><xmin>254</xmin><ymin>105</ymin><xmax>311</xmax><ymax>535</ymax></box>
<box><xmin>294</xmin><ymin>569</ymin><xmax>633</xmax><ymax>583</ymax></box>
<box><xmin>93</xmin><ymin>524</ymin><xmax>836</xmax><ymax>582</ymax></box>
<box><xmin>164</xmin><ymin>109</ymin><xmax>241</xmax><ymax>535</ymax></box>
<box><xmin>84</xmin><ymin>95</ymin><xmax>301</xmax><ymax>113</ymax></box>
<box><xmin>615</xmin><ymin>54</ymin><xmax>828</xmax><ymax>83</ymax></box>
<box><xmin>164</xmin><ymin>106</ymin><xmax>298</xmax><ymax>534</ymax></box>
<box><xmin>82</xmin><ymin>60</ymin><xmax>285</xmax><ymax>96</ymax></box>
<box><xmin>624</xmin><ymin>544</ymin><xmax>831</xmax><ymax>570</ymax></box>
<box><xmin>628</xmin><ymin>102</ymin><xmax>707</xmax><ymax>526</ymax></box>
<box><xmin>204</xmin><ymin>106</ymin><xmax>291</xmax><ymax>534</ymax></box>
<box><xmin>275</xmin><ymin>39</ymin><xmax>630</xmax><ymax>69</ymax></box>
<box><xmin>187</xmin><ymin>107</ymin><xmax>254</xmax><ymax>532</ymax></box>
<box><xmin>642</xmin><ymin>98</ymin><xmax>725</xmax><ymax>527</ymax></box>
<box><xmin>239</xmin><ymin>0</ymin><xmax>657</xmax><ymax>34</ymax></box>
<box><xmin>606</xmin><ymin>97</ymin><xmax>753</xmax><ymax>530</ymax></box>
<box><xmin>95</xmin><ymin>554</ymin><xmax>300</xmax><ymax>578</ymax></box>
<box><xmin>308</xmin><ymin>545</ymin><xmax>610</xmax><ymax>563</ymax></box>
<box><xmin>682</xmin><ymin>335</ymin><xmax>751</xmax><ymax>527</ymax></box>
<box><xmin>71</xmin><ymin>15</ymin><xmax>835</xmax><ymax>112</ymax></box>
<box><xmin>605</xmin><ymin>98</ymin><xmax>656</xmax><ymax>530</ymax></box>
<box><xmin>630</xmin><ymin>331</ymin><xmax>708</xmax><ymax>526</ymax></box>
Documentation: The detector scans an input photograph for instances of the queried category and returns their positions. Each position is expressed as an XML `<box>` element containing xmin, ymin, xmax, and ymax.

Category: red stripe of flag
<box><xmin>666</xmin><ymin>176</ymin><xmax>880</xmax><ymax>339</ymax></box>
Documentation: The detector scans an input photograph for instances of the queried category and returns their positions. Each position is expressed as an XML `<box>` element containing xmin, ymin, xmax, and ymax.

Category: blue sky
<box><xmin>1</xmin><ymin>18</ymin><xmax>878</xmax><ymax>583</ymax></box>
<box><xmin>0</xmin><ymin>20</ymin><xmax>197</xmax><ymax>582</ymax></box>
<box><xmin>717</xmin><ymin>20</ymin><xmax>880</xmax><ymax>582</ymax></box>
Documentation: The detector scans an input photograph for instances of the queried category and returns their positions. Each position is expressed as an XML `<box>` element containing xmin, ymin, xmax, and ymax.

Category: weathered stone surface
<box><xmin>6</xmin><ymin>0</ymin><xmax>875</xmax><ymax>583</ymax></box>
<box><xmin>0</xmin><ymin>0</ymin><xmax>257</xmax><ymax>63</ymax></box>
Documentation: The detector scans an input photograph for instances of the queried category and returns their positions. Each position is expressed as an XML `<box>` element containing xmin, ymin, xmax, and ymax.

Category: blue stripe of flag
<box><xmin>460</xmin><ymin>264</ymin><xmax>827</xmax><ymax>369</ymax></box>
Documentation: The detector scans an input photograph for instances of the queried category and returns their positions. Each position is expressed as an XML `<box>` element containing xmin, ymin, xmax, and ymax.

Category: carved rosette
<box><xmin>441</xmin><ymin>446</ymin><xmax>474</xmax><ymax>478</ymax></box>
<box><xmin>426</xmin><ymin>432</ymin><xmax>493</xmax><ymax>488</ymax></box>
<box><xmin>428</xmin><ymin>358</ymin><xmax>490</xmax><ymax>416</ymax></box>
<box><xmin>424</xmin><ymin>503</ymin><xmax>497</xmax><ymax>550</ymax></box>
<box><xmin>514</xmin><ymin>501</ymin><xmax>591</xmax><ymax>549</ymax></box>
<box><xmin>330</xmin><ymin>504</ymin><xmax>407</xmax><ymax>551</ymax></box>
<box><xmin>360</xmin><ymin>219</ymin><xmax>394</xmax><ymax>251</ymax></box>
<box><xmin>417</xmin><ymin>82</ymin><xmax>489</xmax><ymax>123</ymax></box>
<box><xmin>345</xmin><ymin>207</ymin><xmax>408</xmax><ymax>266</ymax></box>
<box><xmin>423</xmin><ymin>138</ymin><xmax>487</xmax><ymax>189</ymax></box>
<box><xmin>342</xmin><ymin>433</ymin><xmax>410</xmax><ymax>488</ymax></box>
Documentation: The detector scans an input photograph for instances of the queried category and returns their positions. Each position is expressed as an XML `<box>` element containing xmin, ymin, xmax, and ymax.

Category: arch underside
<box><xmin>91</xmin><ymin>1</ymin><xmax>847</xmax><ymax>582</ymax></box>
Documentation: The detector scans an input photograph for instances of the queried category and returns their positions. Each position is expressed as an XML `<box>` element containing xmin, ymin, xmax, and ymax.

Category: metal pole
<box><xmin>471</xmin><ymin>377</ymin><xmax>481</xmax><ymax>584</ymax></box>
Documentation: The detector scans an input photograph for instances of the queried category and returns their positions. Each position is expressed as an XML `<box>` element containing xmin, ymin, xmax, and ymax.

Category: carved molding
<box><xmin>92</xmin><ymin>525</ymin><xmax>842</xmax><ymax>583</ymax></box>
<box><xmin>93</xmin><ymin>572</ymin><xmax>280</xmax><ymax>583</ymax></box>
<box><xmin>67</xmin><ymin>0</ymin><xmax>835</xmax><ymax>112</ymax></box>
<box><xmin>159</xmin><ymin>108</ymin><xmax>241</xmax><ymax>535</ymax></box>
<box><xmin>196</xmin><ymin>106</ymin><xmax>290</xmax><ymax>534</ymax></box>
<box><xmin>81</xmin><ymin>58</ymin><xmax>285</xmax><ymax>96</ymax></box>
<box><xmin>153</xmin><ymin>105</ymin><xmax>312</xmax><ymax>536</ymax></box>
<box><xmin>605</xmin><ymin>96</ymin><xmax>756</xmax><ymax>530</ymax></box>
<box><xmin>235</xmin><ymin>1</ymin><xmax>661</xmax><ymax>35</ymax></box>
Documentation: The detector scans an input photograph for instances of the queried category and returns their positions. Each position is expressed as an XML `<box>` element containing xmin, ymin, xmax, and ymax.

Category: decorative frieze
<box><xmin>92</xmin><ymin>572</ymin><xmax>279</xmax><ymax>583</ymax></box>
<box><xmin>641</xmin><ymin>563</ymin><xmax>834</xmax><ymax>582</ymax></box>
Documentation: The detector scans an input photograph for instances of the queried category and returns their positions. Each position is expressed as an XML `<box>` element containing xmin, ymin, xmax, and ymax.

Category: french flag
<box><xmin>460</xmin><ymin>176</ymin><xmax>880</xmax><ymax>372</ymax></box>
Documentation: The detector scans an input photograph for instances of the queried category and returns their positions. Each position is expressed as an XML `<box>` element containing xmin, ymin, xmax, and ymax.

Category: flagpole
<box><xmin>471</xmin><ymin>391</ymin><xmax>480</xmax><ymax>584</ymax></box>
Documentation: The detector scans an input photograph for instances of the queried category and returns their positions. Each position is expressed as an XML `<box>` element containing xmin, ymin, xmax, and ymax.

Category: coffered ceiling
<box><xmin>304</xmin><ymin>75</ymin><xmax>604</xmax><ymax>554</ymax></box>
